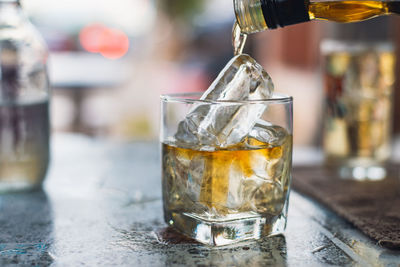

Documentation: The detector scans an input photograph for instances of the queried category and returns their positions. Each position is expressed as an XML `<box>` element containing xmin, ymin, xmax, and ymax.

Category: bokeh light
<box><xmin>79</xmin><ymin>24</ymin><xmax>130</xmax><ymax>59</ymax></box>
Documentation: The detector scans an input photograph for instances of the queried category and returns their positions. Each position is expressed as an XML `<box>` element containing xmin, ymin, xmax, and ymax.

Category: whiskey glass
<box><xmin>322</xmin><ymin>40</ymin><xmax>395</xmax><ymax>180</ymax></box>
<box><xmin>160</xmin><ymin>92</ymin><xmax>293</xmax><ymax>246</ymax></box>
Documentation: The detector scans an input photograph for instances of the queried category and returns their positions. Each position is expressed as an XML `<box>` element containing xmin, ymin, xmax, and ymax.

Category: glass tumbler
<box><xmin>160</xmin><ymin>92</ymin><xmax>293</xmax><ymax>246</ymax></box>
<box><xmin>321</xmin><ymin>40</ymin><xmax>395</xmax><ymax>181</ymax></box>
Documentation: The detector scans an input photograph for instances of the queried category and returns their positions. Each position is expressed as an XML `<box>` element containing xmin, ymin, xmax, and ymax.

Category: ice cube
<box><xmin>245</xmin><ymin>120</ymin><xmax>289</xmax><ymax>178</ymax></box>
<box><xmin>252</xmin><ymin>179</ymin><xmax>285</xmax><ymax>215</ymax></box>
<box><xmin>228</xmin><ymin>173</ymin><xmax>284</xmax><ymax>215</ymax></box>
<box><xmin>226</xmin><ymin>171</ymin><xmax>285</xmax><ymax>215</ymax></box>
<box><xmin>175</xmin><ymin>54</ymin><xmax>274</xmax><ymax>148</ymax></box>
<box><xmin>172</xmin><ymin>148</ymin><xmax>204</xmax><ymax>203</ymax></box>
<box><xmin>247</xmin><ymin>120</ymin><xmax>289</xmax><ymax>147</ymax></box>
<box><xmin>226</xmin><ymin>163</ymin><xmax>246</xmax><ymax>210</ymax></box>
<box><xmin>163</xmin><ymin>151</ymin><xmax>189</xmax><ymax>209</ymax></box>
<box><xmin>186</xmin><ymin>155</ymin><xmax>205</xmax><ymax>202</ymax></box>
<box><xmin>165</xmin><ymin>148</ymin><xmax>209</xmax><ymax>214</ymax></box>
<box><xmin>238</xmin><ymin>121</ymin><xmax>291</xmax><ymax>215</ymax></box>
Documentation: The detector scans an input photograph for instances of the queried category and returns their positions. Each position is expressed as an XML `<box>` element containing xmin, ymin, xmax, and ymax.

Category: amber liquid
<box><xmin>308</xmin><ymin>0</ymin><xmax>400</xmax><ymax>23</ymax></box>
<box><xmin>162</xmin><ymin>137</ymin><xmax>292</xmax><ymax>218</ymax></box>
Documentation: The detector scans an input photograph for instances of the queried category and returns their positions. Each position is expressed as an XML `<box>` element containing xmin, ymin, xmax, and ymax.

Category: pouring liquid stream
<box><xmin>232</xmin><ymin>21</ymin><xmax>248</xmax><ymax>56</ymax></box>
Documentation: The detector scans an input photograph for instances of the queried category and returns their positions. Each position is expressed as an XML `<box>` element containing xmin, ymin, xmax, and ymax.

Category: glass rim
<box><xmin>160</xmin><ymin>92</ymin><xmax>293</xmax><ymax>105</ymax></box>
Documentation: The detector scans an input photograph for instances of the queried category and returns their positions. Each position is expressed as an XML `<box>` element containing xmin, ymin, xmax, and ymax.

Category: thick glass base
<box><xmin>165</xmin><ymin>203</ymin><xmax>288</xmax><ymax>246</ymax></box>
<box><xmin>338</xmin><ymin>165</ymin><xmax>387</xmax><ymax>181</ymax></box>
<box><xmin>325</xmin><ymin>156</ymin><xmax>388</xmax><ymax>181</ymax></box>
<box><xmin>0</xmin><ymin>180</ymin><xmax>42</xmax><ymax>194</ymax></box>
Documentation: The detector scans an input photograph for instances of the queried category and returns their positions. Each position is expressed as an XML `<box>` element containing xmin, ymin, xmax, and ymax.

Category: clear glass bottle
<box><xmin>0</xmin><ymin>0</ymin><xmax>50</xmax><ymax>192</ymax></box>
<box><xmin>234</xmin><ymin>0</ymin><xmax>400</xmax><ymax>33</ymax></box>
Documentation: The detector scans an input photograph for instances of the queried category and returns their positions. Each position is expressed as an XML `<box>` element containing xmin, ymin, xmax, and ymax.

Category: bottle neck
<box><xmin>234</xmin><ymin>0</ymin><xmax>310</xmax><ymax>33</ymax></box>
<box><xmin>234</xmin><ymin>0</ymin><xmax>268</xmax><ymax>33</ymax></box>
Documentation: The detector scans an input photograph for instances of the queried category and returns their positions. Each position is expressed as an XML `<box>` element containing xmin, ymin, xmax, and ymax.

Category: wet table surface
<box><xmin>1</xmin><ymin>134</ymin><xmax>399</xmax><ymax>266</ymax></box>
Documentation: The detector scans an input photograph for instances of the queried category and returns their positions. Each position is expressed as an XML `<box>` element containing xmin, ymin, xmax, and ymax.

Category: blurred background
<box><xmin>23</xmin><ymin>0</ymin><xmax>400</xmax><ymax>147</ymax></box>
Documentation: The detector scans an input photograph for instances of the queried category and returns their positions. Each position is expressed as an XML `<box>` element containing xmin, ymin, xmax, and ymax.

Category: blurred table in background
<box><xmin>0</xmin><ymin>134</ymin><xmax>399</xmax><ymax>266</ymax></box>
<box><xmin>49</xmin><ymin>52</ymin><xmax>127</xmax><ymax>132</ymax></box>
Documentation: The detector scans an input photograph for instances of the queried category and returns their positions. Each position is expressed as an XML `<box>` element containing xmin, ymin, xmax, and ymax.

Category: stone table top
<box><xmin>0</xmin><ymin>134</ymin><xmax>399</xmax><ymax>266</ymax></box>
